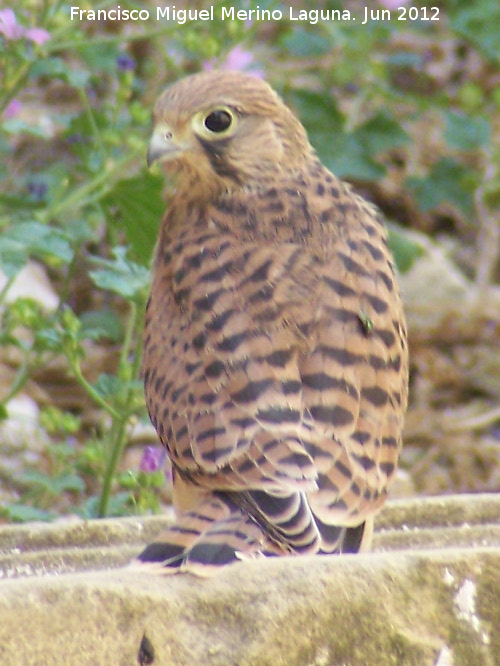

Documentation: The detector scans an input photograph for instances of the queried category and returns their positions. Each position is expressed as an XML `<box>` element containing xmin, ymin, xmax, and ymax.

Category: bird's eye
<box><xmin>204</xmin><ymin>109</ymin><xmax>233</xmax><ymax>133</ymax></box>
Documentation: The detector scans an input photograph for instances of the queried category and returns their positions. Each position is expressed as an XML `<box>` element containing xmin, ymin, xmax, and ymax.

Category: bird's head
<box><xmin>147</xmin><ymin>71</ymin><xmax>313</xmax><ymax>196</ymax></box>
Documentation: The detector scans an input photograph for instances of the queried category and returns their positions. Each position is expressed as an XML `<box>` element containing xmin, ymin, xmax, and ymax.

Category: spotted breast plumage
<box><xmin>136</xmin><ymin>70</ymin><xmax>408</xmax><ymax>574</ymax></box>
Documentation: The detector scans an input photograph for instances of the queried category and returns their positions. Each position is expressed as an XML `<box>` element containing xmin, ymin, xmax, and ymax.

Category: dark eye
<box><xmin>204</xmin><ymin>109</ymin><xmax>233</xmax><ymax>133</ymax></box>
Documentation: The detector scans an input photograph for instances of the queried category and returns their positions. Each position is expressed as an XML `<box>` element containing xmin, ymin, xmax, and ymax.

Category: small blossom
<box><xmin>0</xmin><ymin>8</ymin><xmax>50</xmax><ymax>44</ymax></box>
<box><xmin>2</xmin><ymin>98</ymin><xmax>22</xmax><ymax>120</ymax></box>
<box><xmin>167</xmin><ymin>47</ymin><xmax>182</xmax><ymax>64</ymax></box>
<box><xmin>27</xmin><ymin>181</ymin><xmax>48</xmax><ymax>201</ymax></box>
<box><xmin>117</xmin><ymin>53</ymin><xmax>135</xmax><ymax>72</ymax></box>
<box><xmin>140</xmin><ymin>445</ymin><xmax>167</xmax><ymax>473</ymax></box>
<box><xmin>221</xmin><ymin>45</ymin><xmax>255</xmax><ymax>71</ymax></box>
<box><xmin>204</xmin><ymin>45</ymin><xmax>263</xmax><ymax>78</ymax></box>
<box><xmin>379</xmin><ymin>0</ymin><xmax>409</xmax><ymax>8</ymax></box>
<box><xmin>24</xmin><ymin>26</ymin><xmax>50</xmax><ymax>45</ymax></box>
<box><xmin>0</xmin><ymin>8</ymin><xmax>22</xmax><ymax>39</ymax></box>
<box><xmin>66</xmin><ymin>133</ymin><xmax>84</xmax><ymax>145</ymax></box>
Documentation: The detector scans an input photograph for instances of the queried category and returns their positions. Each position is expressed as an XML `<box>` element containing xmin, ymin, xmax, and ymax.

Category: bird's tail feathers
<box><xmin>132</xmin><ymin>494</ymin><xmax>283</xmax><ymax>576</ymax></box>
<box><xmin>132</xmin><ymin>489</ymin><xmax>372</xmax><ymax>576</ymax></box>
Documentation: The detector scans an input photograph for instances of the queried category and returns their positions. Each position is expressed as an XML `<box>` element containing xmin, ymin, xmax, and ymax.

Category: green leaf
<box><xmin>2</xmin><ymin>119</ymin><xmax>48</xmax><ymax>138</ymax></box>
<box><xmin>74</xmin><ymin>496</ymin><xmax>100</xmax><ymax>519</ymax></box>
<box><xmin>117</xmin><ymin>470</ymin><xmax>140</xmax><ymax>490</ymax></box>
<box><xmin>93</xmin><ymin>373</ymin><xmax>121</xmax><ymax>400</ymax></box>
<box><xmin>0</xmin><ymin>193</ymin><xmax>42</xmax><ymax>211</ymax></box>
<box><xmin>33</xmin><ymin>232</ymin><xmax>73</xmax><ymax>264</ymax></box>
<box><xmin>31</xmin><ymin>57</ymin><xmax>67</xmax><ymax>77</ymax></box>
<box><xmin>79</xmin><ymin>310</ymin><xmax>123</xmax><ymax>343</ymax></box>
<box><xmin>40</xmin><ymin>407</ymin><xmax>81</xmax><ymax>435</ymax></box>
<box><xmin>3</xmin><ymin>505</ymin><xmax>54</xmax><ymax>523</ymax></box>
<box><xmin>77</xmin><ymin>492</ymin><xmax>131</xmax><ymax>518</ymax></box>
<box><xmin>281</xmin><ymin>27</ymin><xmax>332</xmax><ymax>57</ymax></box>
<box><xmin>288</xmin><ymin>91</ymin><xmax>401</xmax><ymax>180</ymax></box>
<box><xmin>387</xmin><ymin>228</ymin><xmax>424</xmax><ymax>274</ymax></box>
<box><xmin>31</xmin><ymin>57</ymin><xmax>89</xmax><ymax>88</ymax></box>
<box><xmin>356</xmin><ymin>112</ymin><xmax>409</xmax><ymax>154</ymax></box>
<box><xmin>0</xmin><ymin>222</ymin><xmax>73</xmax><ymax>278</ymax></box>
<box><xmin>144</xmin><ymin>469</ymin><xmax>166</xmax><ymax>488</ymax></box>
<box><xmin>406</xmin><ymin>158</ymin><xmax>477</xmax><ymax>215</ymax></box>
<box><xmin>78</xmin><ymin>42</ymin><xmax>122</xmax><ymax>71</ymax></box>
<box><xmin>288</xmin><ymin>89</ymin><xmax>344</xmax><ymax>134</ymax></box>
<box><xmin>450</xmin><ymin>0</ymin><xmax>500</xmax><ymax>63</ymax></box>
<box><xmin>386</xmin><ymin>51</ymin><xmax>424</xmax><ymax>67</ymax></box>
<box><xmin>106</xmin><ymin>491</ymin><xmax>135</xmax><ymax>517</ymax></box>
<box><xmin>444</xmin><ymin>111</ymin><xmax>491</xmax><ymax>151</ymax></box>
<box><xmin>35</xmin><ymin>328</ymin><xmax>64</xmax><ymax>352</ymax></box>
<box><xmin>89</xmin><ymin>247</ymin><xmax>150</xmax><ymax>301</ymax></box>
<box><xmin>484</xmin><ymin>180</ymin><xmax>500</xmax><ymax>210</ymax></box>
<box><xmin>20</xmin><ymin>470</ymin><xmax>85</xmax><ymax>494</ymax></box>
<box><xmin>103</xmin><ymin>172</ymin><xmax>164</xmax><ymax>265</ymax></box>
<box><xmin>0</xmin><ymin>238</ymin><xmax>27</xmax><ymax>277</ymax></box>
<box><xmin>54</xmin><ymin>474</ymin><xmax>86</xmax><ymax>493</ymax></box>
<box><xmin>65</xmin><ymin>69</ymin><xmax>91</xmax><ymax>89</ymax></box>
<box><xmin>319</xmin><ymin>133</ymin><xmax>386</xmax><ymax>181</ymax></box>
<box><xmin>64</xmin><ymin>111</ymin><xmax>109</xmax><ymax>166</ymax></box>
<box><xmin>321</xmin><ymin>112</ymin><xmax>407</xmax><ymax>180</ymax></box>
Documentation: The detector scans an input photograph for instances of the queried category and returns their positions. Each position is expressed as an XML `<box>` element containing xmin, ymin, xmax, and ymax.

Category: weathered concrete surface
<box><xmin>0</xmin><ymin>494</ymin><xmax>499</xmax><ymax>666</ymax></box>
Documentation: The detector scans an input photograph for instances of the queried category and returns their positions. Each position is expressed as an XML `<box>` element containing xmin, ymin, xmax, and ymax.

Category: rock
<box><xmin>0</xmin><ymin>261</ymin><xmax>58</xmax><ymax>311</ymax></box>
<box><xmin>0</xmin><ymin>494</ymin><xmax>499</xmax><ymax>666</ymax></box>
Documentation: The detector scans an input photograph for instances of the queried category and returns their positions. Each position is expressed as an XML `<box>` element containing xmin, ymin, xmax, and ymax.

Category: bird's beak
<box><xmin>146</xmin><ymin>124</ymin><xmax>184</xmax><ymax>168</ymax></box>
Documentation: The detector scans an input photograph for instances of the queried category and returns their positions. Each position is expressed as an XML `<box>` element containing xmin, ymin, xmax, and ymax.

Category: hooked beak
<box><xmin>146</xmin><ymin>124</ymin><xmax>184</xmax><ymax>168</ymax></box>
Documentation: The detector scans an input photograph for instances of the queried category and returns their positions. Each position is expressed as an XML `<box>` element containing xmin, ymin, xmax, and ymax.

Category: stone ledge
<box><xmin>0</xmin><ymin>494</ymin><xmax>499</xmax><ymax>665</ymax></box>
<box><xmin>0</xmin><ymin>511</ymin><xmax>175</xmax><ymax>578</ymax></box>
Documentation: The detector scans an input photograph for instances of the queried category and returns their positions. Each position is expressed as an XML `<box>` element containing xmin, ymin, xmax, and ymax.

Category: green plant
<box><xmin>1</xmin><ymin>1</ymin><xmax>499</xmax><ymax>520</ymax></box>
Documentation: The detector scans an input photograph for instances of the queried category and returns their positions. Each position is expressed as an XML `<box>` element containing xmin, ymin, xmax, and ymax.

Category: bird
<box><xmin>136</xmin><ymin>70</ymin><xmax>408</xmax><ymax>575</ymax></box>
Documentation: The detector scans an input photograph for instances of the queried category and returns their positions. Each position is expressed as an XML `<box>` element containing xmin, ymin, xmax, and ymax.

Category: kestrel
<box><xmin>137</xmin><ymin>71</ymin><xmax>408</xmax><ymax>574</ymax></box>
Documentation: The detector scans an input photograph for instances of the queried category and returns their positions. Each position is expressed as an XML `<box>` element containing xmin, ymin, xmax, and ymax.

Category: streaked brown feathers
<box><xmin>135</xmin><ymin>71</ymin><xmax>408</xmax><ymax>574</ymax></box>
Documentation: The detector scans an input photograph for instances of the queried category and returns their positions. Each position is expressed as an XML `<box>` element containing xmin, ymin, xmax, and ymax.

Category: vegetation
<box><xmin>0</xmin><ymin>0</ymin><xmax>499</xmax><ymax>522</ymax></box>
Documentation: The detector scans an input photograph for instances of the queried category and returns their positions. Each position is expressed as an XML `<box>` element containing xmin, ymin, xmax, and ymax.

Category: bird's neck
<box><xmin>160</xmin><ymin>161</ymin><xmax>346</xmax><ymax>254</ymax></box>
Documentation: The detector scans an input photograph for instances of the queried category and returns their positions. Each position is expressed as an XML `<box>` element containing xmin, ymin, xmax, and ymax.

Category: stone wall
<box><xmin>0</xmin><ymin>494</ymin><xmax>499</xmax><ymax>665</ymax></box>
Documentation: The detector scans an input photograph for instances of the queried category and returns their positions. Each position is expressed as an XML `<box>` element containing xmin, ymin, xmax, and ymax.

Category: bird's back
<box><xmin>140</xmin><ymin>157</ymin><xmax>408</xmax><ymax>572</ymax></box>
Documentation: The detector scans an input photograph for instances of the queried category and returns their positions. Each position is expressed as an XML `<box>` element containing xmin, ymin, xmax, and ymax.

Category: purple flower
<box><xmin>0</xmin><ymin>8</ymin><xmax>50</xmax><ymax>44</ymax></box>
<box><xmin>66</xmin><ymin>133</ymin><xmax>84</xmax><ymax>145</ymax></box>
<box><xmin>140</xmin><ymin>445</ymin><xmax>167</xmax><ymax>473</ymax></box>
<box><xmin>379</xmin><ymin>0</ymin><xmax>409</xmax><ymax>8</ymax></box>
<box><xmin>27</xmin><ymin>180</ymin><xmax>48</xmax><ymax>201</ymax></box>
<box><xmin>2</xmin><ymin>98</ymin><xmax>22</xmax><ymax>119</ymax></box>
<box><xmin>221</xmin><ymin>45</ymin><xmax>255</xmax><ymax>71</ymax></box>
<box><xmin>0</xmin><ymin>8</ymin><xmax>22</xmax><ymax>39</ymax></box>
<box><xmin>203</xmin><ymin>45</ymin><xmax>263</xmax><ymax>78</ymax></box>
<box><xmin>24</xmin><ymin>26</ymin><xmax>50</xmax><ymax>45</ymax></box>
<box><xmin>117</xmin><ymin>53</ymin><xmax>135</xmax><ymax>72</ymax></box>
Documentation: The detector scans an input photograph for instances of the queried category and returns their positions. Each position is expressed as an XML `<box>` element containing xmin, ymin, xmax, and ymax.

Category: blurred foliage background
<box><xmin>0</xmin><ymin>0</ymin><xmax>499</xmax><ymax>522</ymax></box>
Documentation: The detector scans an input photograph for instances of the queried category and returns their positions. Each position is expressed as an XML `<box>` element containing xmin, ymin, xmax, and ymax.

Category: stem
<box><xmin>2</xmin><ymin>355</ymin><xmax>33</xmax><ymax>404</ymax></box>
<box><xmin>119</xmin><ymin>301</ymin><xmax>137</xmax><ymax>369</ymax></box>
<box><xmin>97</xmin><ymin>416</ymin><xmax>128</xmax><ymax>517</ymax></box>
<box><xmin>42</xmin><ymin>147</ymin><xmax>140</xmax><ymax>222</ymax></box>
<box><xmin>44</xmin><ymin>163</ymin><xmax>117</xmax><ymax>220</ymax></box>
<box><xmin>474</xmin><ymin>151</ymin><xmax>499</xmax><ymax>295</ymax></box>
<box><xmin>0</xmin><ymin>276</ymin><xmax>15</xmax><ymax>308</ymax></box>
<box><xmin>0</xmin><ymin>60</ymin><xmax>32</xmax><ymax>115</ymax></box>
<box><xmin>46</xmin><ymin>26</ymin><xmax>179</xmax><ymax>53</ymax></box>
<box><xmin>68</xmin><ymin>356</ymin><xmax>120</xmax><ymax>420</ymax></box>
<box><xmin>97</xmin><ymin>301</ymin><xmax>143</xmax><ymax>516</ymax></box>
<box><xmin>124</xmin><ymin>303</ymin><xmax>145</xmax><ymax>419</ymax></box>
<box><xmin>130</xmin><ymin>306</ymin><xmax>144</xmax><ymax>390</ymax></box>
<box><xmin>78</xmin><ymin>87</ymin><xmax>105</xmax><ymax>157</ymax></box>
